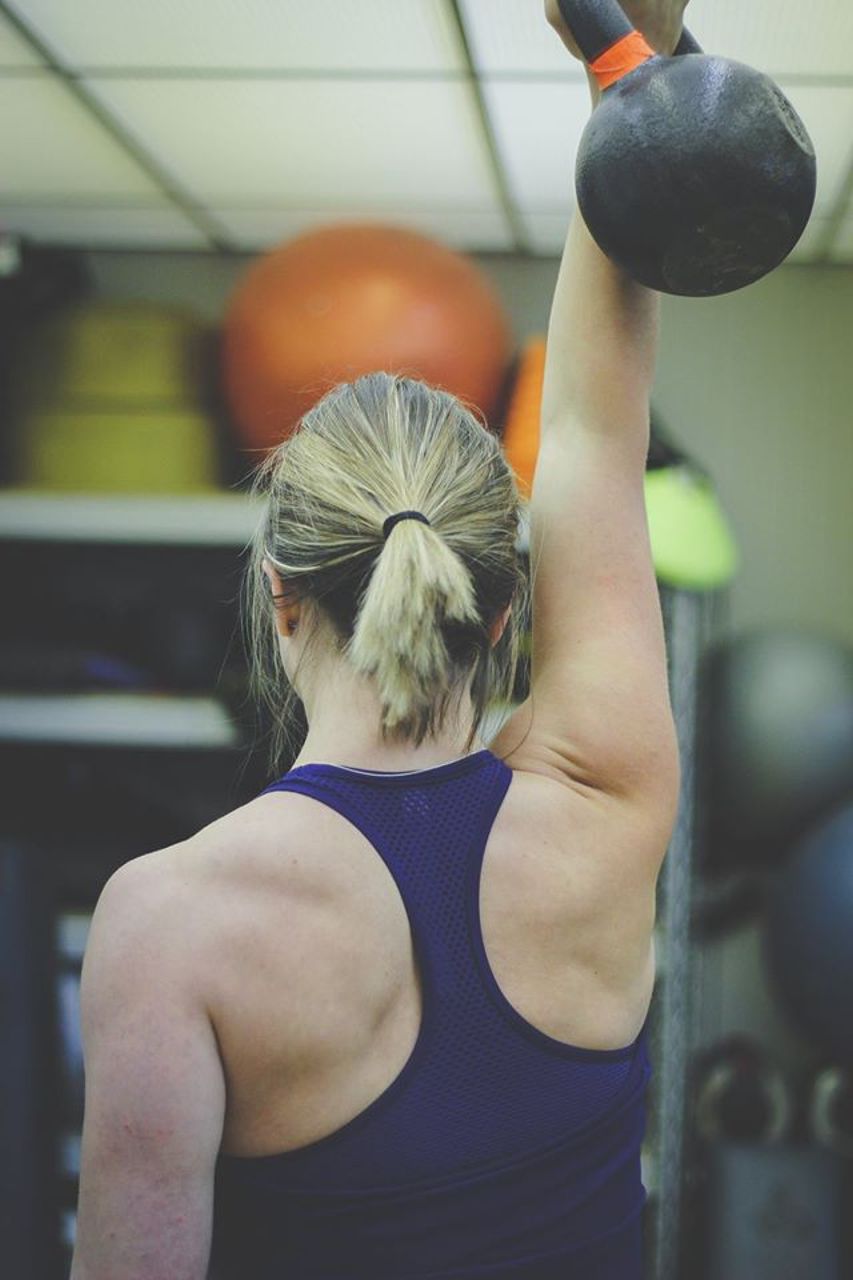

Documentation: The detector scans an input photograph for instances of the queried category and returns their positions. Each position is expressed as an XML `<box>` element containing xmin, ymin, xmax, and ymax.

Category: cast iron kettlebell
<box><xmin>559</xmin><ymin>0</ymin><xmax>817</xmax><ymax>295</ymax></box>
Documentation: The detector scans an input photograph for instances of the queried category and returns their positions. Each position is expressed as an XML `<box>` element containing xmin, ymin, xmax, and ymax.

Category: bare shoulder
<box><xmin>168</xmin><ymin>793</ymin><xmax>418</xmax><ymax>1062</ymax></box>
<box><xmin>82</xmin><ymin>843</ymin><xmax>215</xmax><ymax>1020</ymax></box>
<box><xmin>172</xmin><ymin>788</ymin><xmax>366</xmax><ymax>905</ymax></box>
<box><xmin>155</xmin><ymin>791</ymin><xmax>378</xmax><ymax>972</ymax></box>
<box><xmin>101</xmin><ymin>794</ymin><xmax>342</xmax><ymax>951</ymax></box>
<box><xmin>108</xmin><ymin>797</ymin><xmax>366</xmax><ymax>1047</ymax></box>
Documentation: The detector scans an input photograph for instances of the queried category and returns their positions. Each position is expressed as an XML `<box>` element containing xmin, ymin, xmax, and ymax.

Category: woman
<box><xmin>71</xmin><ymin>2</ymin><xmax>685</xmax><ymax>1276</ymax></box>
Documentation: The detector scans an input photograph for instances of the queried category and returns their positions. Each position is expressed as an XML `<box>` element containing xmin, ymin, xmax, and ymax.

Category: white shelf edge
<box><xmin>0</xmin><ymin>489</ymin><xmax>266</xmax><ymax>546</ymax></box>
<box><xmin>0</xmin><ymin>490</ymin><xmax>530</xmax><ymax>552</ymax></box>
<box><xmin>0</xmin><ymin>691</ymin><xmax>240</xmax><ymax>748</ymax></box>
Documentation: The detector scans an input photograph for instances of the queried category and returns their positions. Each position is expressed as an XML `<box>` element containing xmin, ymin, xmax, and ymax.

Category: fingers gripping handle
<box><xmin>556</xmin><ymin>0</ymin><xmax>703</xmax><ymax>90</ymax></box>
<box><xmin>674</xmin><ymin>27</ymin><xmax>703</xmax><ymax>55</ymax></box>
<box><xmin>556</xmin><ymin>0</ymin><xmax>655</xmax><ymax>89</ymax></box>
<box><xmin>556</xmin><ymin>0</ymin><xmax>633</xmax><ymax>63</ymax></box>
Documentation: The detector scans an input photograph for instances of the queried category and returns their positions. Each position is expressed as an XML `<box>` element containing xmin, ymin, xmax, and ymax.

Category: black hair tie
<box><xmin>382</xmin><ymin>510</ymin><xmax>431</xmax><ymax>540</ymax></box>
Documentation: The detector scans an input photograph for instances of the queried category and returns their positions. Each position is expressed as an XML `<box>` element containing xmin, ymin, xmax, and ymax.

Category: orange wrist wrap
<box><xmin>589</xmin><ymin>30</ymin><xmax>656</xmax><ymax>90</ymax></box>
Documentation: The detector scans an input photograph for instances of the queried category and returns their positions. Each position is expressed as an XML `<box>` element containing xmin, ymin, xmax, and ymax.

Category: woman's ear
<box><xmin>261</xmin><ymin>557</ymin><xmax>281</xmax><ymax>588</ymax></box>
<box><xmin>262</xmin><ymin>559</ymin><xmax>301</xmax><ymax>637</ymax></box>
<box><xmin>489</xmin><ymin>604</ymin><xmax>512</xmax><ymax>648</ymax></box>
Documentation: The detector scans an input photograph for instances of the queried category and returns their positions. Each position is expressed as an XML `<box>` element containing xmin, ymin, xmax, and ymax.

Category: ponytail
<box><xmin>347</xmin><ymin>517</ymin><xmax>481</xmax><ymax>738</ymax></box>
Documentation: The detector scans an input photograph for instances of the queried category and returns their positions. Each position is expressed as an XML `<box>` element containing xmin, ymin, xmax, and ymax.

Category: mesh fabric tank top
<box><xmin>211</xmin><ymin>747</ymin><xmax>653</xmax><ymax>1280</ymax></box>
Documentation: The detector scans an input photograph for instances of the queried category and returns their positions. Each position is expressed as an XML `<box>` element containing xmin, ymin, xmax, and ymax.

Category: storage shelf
<box><xmin>0</xmin><ymin>489</ymin><xmax>530</xmax><ymax>552</ymax></box>
<box><xmin>0</xmin><ymin>489</ymin><xmax>265</xmax><ymax>546</ymax></box>
<box><xmin>0</xmin><ymin>691</ymin><xmax>239</xmax><ymax>748</ymax></box>
<box><xmin>0</xmin><ymin>693</ymin><xmax>525</xmax><ymax>753</ymax></box>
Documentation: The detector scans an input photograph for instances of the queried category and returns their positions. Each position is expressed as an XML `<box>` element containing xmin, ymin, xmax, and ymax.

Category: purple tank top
<box><xmin>211</xmin><ymin>748</ymin><xmax>652</xmax><ymax>1279</ymax></box>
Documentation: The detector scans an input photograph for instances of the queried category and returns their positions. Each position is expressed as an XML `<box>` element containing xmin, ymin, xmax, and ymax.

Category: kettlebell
<box><xmin>558</xmin><ymin>0</ymin><xmax>817</xmax><ymax>296</ymax></box>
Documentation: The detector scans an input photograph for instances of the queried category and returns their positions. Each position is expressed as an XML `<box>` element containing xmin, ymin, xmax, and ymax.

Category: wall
<box><xmin>656</xmin><ymin>266</ymin><xmax>853</xmax><ymax>648</ymax></box>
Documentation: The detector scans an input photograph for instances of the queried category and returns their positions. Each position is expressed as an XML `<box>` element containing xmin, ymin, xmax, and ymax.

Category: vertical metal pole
<box><xmin>652</xmin><ymin>589</ymin><xmax>705</xmax><ymax>1280</ymax></box>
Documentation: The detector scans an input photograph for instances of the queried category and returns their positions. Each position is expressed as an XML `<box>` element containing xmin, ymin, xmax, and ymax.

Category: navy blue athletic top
<box><xmin>211</xmin><ymin>748</ymin><xmax>652</xmax><ymax>1280</ymax></box>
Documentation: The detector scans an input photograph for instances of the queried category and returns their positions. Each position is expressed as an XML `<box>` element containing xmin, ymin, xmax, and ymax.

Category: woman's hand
<box><xmin>544</xmin><ymin>0</ymin><xmax>689</xmax><ymax>60</ymax></box>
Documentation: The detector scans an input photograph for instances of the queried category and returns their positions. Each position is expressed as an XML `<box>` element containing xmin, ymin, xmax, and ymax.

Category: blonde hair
<box><xmin>242</xmin><ymin>371</ymin><xmax>527</xmax><ymax>773</ymax></box>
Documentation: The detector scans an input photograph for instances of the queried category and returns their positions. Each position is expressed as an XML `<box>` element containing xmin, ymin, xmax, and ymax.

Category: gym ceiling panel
<box><xmin>0</xmin><ymin>8</ymin><xmax>42</xmax><ymax>65</ymax></box>
<box><xmin>0</xmin><ymin>76</ymin><xmax>165</xmax><ymax>199</ymax></box>
<box><xmin>83</xmin><ymin>78</ymin><xmax>501</xmax><ymax>209</ymax></box>
<box><xmin>479</xmin><ymin>80</ymin><xmax>589</xmax><ymax>209</ymax></box>
<box><xmin>460</xmin><ymin>0</ymin><xmax>853</xmax><ymax>80</ymax></box>
<box><xmin>684</xmin><ymin>0</ymin><xmax>853</xmax><ymax>81</ymax></box>
<box><xmin>520</xmin><ymin>212</ymin><xmax>577</xmax><ymax>257</ymax></box>
<box><xmin>2</xmin><ymin>0</ymin><xmax>852</xmax><ymax>263</ymax></box>
<box><xmin>0</xmin><ymin>203</ymin><xmax>208</xmax><ymax>248</ymax></box>
<box><xmin>5</xmin><ymin>0</ymin><xmax>467</xmax><ymax>72</ymax></box>
<box><xmin>210</xmin><ymin>208</ymin><xmax>514</xmax><ymax>254</ymax></box>
<box><xmin>459</xmin><ymin>0</ymin><xmax>571</xmax><ymax>75</ymax></box>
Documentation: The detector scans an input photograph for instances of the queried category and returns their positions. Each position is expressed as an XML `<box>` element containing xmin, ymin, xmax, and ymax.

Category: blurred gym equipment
<box><xmin>501</xmin><ymin>334</ymin><xmax>737</xmax><ymax>591</ymax></box>
<box><xmin>692</xmin><ymin>1036</ymin><xmax>792</xmax><ymax>1145</ymax></box>
<box><xmin>704</xmin><ymin>1143</ymin><xmax>843</xmax><ymax>1280</ymax></box>
<box><xmin>222</xmin><ymin>223</ymin><xmax>513</xmax><ymax>454</ymax></box>
<box><xmin>699</xmin><ymin>630</ymin><xmax>853</xmax><ymax>874</ymax></box>
<box><xmin>764</xmin><ymin>799</ymin><xmax>853</xmax><ymax>1062</ymax></box>
<box><xmin>809</xmin><ymin>1066</ymin><xmax>853</xmax><ymax>1160</ymax></box>
<box><xmin>7</xmin><ymin>301</ymin><xmax>221</xmax><ymax>492</ymax></box>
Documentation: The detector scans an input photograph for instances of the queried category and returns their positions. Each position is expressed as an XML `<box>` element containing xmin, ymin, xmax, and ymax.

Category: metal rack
<box><xmin>648</xmin><ymin>586</ymin><xmax>723</xmax><ymax>1280</ymax></box>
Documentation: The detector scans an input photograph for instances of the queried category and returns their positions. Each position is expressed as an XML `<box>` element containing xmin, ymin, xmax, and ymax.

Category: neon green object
<box><xmin>644</xmin><ymin>466</ymin><xmax>738</xmax><ymax>591</ymax></box>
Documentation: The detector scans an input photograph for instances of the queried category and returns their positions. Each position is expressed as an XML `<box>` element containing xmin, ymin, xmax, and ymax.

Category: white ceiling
<box><xmin>1</xmin><ymin>0</ymin><xmax>852</xmax><ymax>263</ymax></box>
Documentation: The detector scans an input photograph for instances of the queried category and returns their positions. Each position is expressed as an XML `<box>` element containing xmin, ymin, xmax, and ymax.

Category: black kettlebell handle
<box><xmin>556</xmin><ymin>0</ymin><xmax>702</xmax><ymax>67</ymax></box>
<box><xmin>674</xmin><ymin>27</ymin><xmax>702</xmax><ymax>55</ymax></box>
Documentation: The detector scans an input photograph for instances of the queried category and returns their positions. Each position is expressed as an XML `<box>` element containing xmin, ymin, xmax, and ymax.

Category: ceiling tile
<box><xmin>481</xmin><ymin>80</ymin><xmax>589</xmax><ymax>209</ymax></box>
<box><xmin>521</xmin><ymin>210</ymin><xmax>574</xmax><ymax>257</ymax></box>
<box><xmin>212</xmin><ymin>207</ymin><xmax>513</xmax><ymax>252</ymax></box>
<box><xmin>781</xmin><ymin>86</ymin><xmax>853</xmax><ymax>212</ymax></box>
<box><xmin>686</xmin><ymin>1</ymin><xmax>853</xmax><ymax>80</ymax></box>
<box><xmin>0</xmin><ymin>203</ymin><xmax>209</xmax><ymax>248</ymax></box>
<box><xmin>9</xmin><ymin>0</ymin><xmax>465</xmax><ymax>71</ymax></box>
<box><xmin>84</xmin><ymin>78</ymin><xmax>498</xmax><ymax>207</ymax></box>
<box><xmin>461</xmin><ymin>0</ymin><xmax>572</xmax><ymax>75</ymax></box>
<box><xmin>462</xmin><ymin>0</ymin><xmax>852</xmax><ymax>79</ymax></box>
<box><xmin>0</xmin><ymin>10</ymin><xmax>43</xmax><ymax>67</ymax></box>
<box><xmin>1</xmin><ymin>75</ymin><xmax>163</xmax><ymax>199</ymax></box>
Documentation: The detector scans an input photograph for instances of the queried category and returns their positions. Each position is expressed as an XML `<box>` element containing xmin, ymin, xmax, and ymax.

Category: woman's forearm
<box><xmin>540</xmin><ymin>208</ymin><xmax>659</xmax><ymax>444</ymax></box>
<box><xmin>539</xmin><ymin>72</ymin><xmax>660</xmax><ymax>446</ymax></box>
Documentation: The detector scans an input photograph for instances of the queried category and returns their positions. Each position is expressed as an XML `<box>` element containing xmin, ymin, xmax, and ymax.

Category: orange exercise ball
<box><xmin>221</xmin><ymin>222</ymin><xmax>513</xmax><ymax>453</ymax></box>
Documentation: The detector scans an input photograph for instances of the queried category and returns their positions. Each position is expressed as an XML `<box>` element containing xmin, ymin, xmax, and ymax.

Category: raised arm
<box><xmin>540</xmin><ymin>184</ymin><xmax>658</xmax><ymax>448</ymax></box>
<box><xmin>496</xmin><ymin>1</ymin><xmax>686</xmax><ymax>825</ymax></box>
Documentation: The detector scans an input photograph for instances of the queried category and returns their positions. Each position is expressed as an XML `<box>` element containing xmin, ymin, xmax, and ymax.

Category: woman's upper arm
<box><xmin>500</xmin><ymin>427</ymin><xmax>679</xmax><ymax>807</ymax></box>
<box><xmin>71</xmin><ymin>856</ymin><xmax>226</xmax><ymax>1280</ymax></box>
